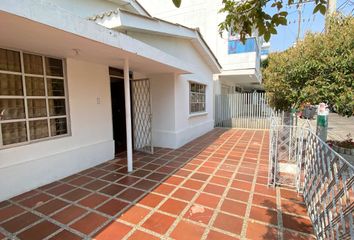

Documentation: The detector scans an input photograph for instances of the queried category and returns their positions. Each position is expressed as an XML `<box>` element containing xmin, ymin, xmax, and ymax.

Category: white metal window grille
<box><xmin>189</xmin><ymin>82</ymin><xmax>206</xmax><ymax>114</ymax></box>
<box><xmin>0</xmin><ymin>48</ymin><xmax>69</xmax><ymax>148</ymax></box>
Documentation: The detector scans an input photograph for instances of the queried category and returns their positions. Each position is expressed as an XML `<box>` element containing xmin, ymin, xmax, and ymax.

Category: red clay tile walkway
<box><xmin>0</xmin><ymin>129</ymin><xmax>315</xmax><ymax>240</ymax></box>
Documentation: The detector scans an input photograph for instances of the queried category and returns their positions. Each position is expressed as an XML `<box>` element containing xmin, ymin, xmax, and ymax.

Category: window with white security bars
<box><xmin>0</xmin><ymin>48</ymin><xmax>69</xmax><ymax>148</ymax></box>
<box><xmin>189</xmin><ymin>82</ymin><xmax>206</xmax><ymax>114</ymax></box>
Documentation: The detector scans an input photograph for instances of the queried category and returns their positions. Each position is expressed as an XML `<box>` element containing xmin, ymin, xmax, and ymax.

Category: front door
<box><xmin>110</xmin><ymin>71</ymin><xmax>126</xmax><ymax>154</ymax></box>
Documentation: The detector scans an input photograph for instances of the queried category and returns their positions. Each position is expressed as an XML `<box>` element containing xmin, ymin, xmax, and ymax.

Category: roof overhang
<box><xmin>219</xmin><ymin>69</ymin><xmax>262</xmax><ymax>85</ymax></box>
<box><xmin>106</xmin><ymin>0</ymin><xmax>151</xmax><ymax>17</ymax></box>
<box><xmin>90</xmin><ymin>9</ymin><xmax>222</xmax><ymax>73</ymax></box>
<box><xmin>0</xmin><ymin>0</ymin><xmax>193</xmax><ymax>75</ymax></box>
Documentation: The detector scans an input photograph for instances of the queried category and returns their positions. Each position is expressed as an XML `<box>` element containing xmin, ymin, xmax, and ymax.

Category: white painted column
<box><xmin>124</xmin><ymin>59</ymin><xmax>133</xmax><ymax>172</ymax></box>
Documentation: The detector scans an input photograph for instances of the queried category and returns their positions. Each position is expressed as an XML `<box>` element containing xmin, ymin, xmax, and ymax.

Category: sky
<box><xmin>266</xmin><ymin>0</ymin><xmax>353</xmax><ymax>52</ymax></box>
<box><xmin>138</xmin><ymin>0</ymin><xmax>353</xmax><ymax>53</ymax></box>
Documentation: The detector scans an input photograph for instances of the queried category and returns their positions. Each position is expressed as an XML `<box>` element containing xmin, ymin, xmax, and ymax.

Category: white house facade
<box><xmin>0</xmin><ymin>0</ymin><xmax>220</xmax><ymax>201</ymax></box>
<box><xmin>138</xmin><ymin>0</ymin><xmax>264</xmax><ymax>94</ymax></box>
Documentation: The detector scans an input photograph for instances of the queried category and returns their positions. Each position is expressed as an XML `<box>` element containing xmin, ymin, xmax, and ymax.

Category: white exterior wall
<box><xmin>128</xmin><ymin>32</ymin><xmax>214</xmax><ymax>148</ymax></box>
<box><xmin>0</xmin><ymin>58</ymin><xmax>114</xmax><ymax>201</ymax></box>
<box><xmin>138</xmin><ymin>0</ymin><xmax>260</xmax><ymax>72</ymax></box>
<box><xmin>49</xmin><ymin>0</ymin><xmax>122</xmax><ymax>18</ymax></box>
<box><xmin>149</xmin><ymin>73</ymin><xmax>176</xmax><ymax>148</ymax></box>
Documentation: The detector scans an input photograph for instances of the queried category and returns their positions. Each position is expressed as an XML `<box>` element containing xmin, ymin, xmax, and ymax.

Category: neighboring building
<box><xmin>138</xmin><ymin>0</ymin><xmax>264</xmax><ymax>93</ymax></box>
<box><xmin>0</xmin><ymin>0</ymin><xmax>220</xmax><ymax>200</ymax></box>
<box><xmin>261</xmin><ymin>42</ymin><xmax>271</xmax><ymax>61</ymax></box>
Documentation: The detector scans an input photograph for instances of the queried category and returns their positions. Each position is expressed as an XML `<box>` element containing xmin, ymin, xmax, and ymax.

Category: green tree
<box><xmin>172</xmin><ymin>0</ymin><xmax>329</xmax><ymax>42</ymax></box>
<box><xmin>263</xmin><ymin>15</ymin><xmax>354</xmax><ymax>117</ymax></box>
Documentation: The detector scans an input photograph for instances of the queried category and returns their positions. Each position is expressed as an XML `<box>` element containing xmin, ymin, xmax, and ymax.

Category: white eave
<box><xmin>0</xmin><ymin>0</ymin><xmax>193</xmax><ymax>75</ymax></box>
<box><xmin>90</xmin><ymin>9</ymin><xmax>222</xmax><ymax>73</ymax></box>
<box><xmin>106</xmin><ymin>0</ymin><xmax>151</xmax><ymax>17</ymax></box>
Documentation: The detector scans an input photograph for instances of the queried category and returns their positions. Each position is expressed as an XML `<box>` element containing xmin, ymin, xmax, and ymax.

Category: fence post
<box><xmin>316</xmin><ymin>103</ymin><xmax>329</xmax><ymax>142</ymax></box>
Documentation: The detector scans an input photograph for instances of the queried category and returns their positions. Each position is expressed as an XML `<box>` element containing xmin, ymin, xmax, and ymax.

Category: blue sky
<box><xmin>267</xmin><ymin>0</ymin><xmax>353</xmax><ymax>52</ymax></box>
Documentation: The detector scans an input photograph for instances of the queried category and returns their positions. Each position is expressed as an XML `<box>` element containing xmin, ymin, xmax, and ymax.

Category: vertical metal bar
<box><xmin>238</xmin><ymin>93</ymin><xmax>241</xmax><ymax>128</ymax></box>
<box><xmin>233</xmin><ymin>93</ymin><xmax>235</xmax><ymax>127</ymax></box>
<box><xmin>247</xmin><ymin>93</ymin><xmax>250</xmax><ymax>128</ymax></box>
<box><xmin>223</xmin><ymin>94</ymin><xmax>225</xmax><ymax>127</ymax></box>
<box><xmin>240</xmin><ymin>93</ymin><xmax>246</xmax><ymax>127</ymax></box>
<box><xmin>243</xmin><ymin>93</ymin><xmax>245</xmax><ymax>128</ymax></box>
<box><xmin>251</xmin><ymin>93</ymin><xmax>253</xmax><ymax>128</ymax></box>
<box><xmin>222</xmin><ymin>95</ymin><xmax>224</xmax><ymax>127</ymax></box>
<box><xmin>218</xmin><ymin>95</ymin><xmax>220</xmax><ymax>127</ymax></box>
<box><xmin>243</xmin><ymin>93</ymin><xmax>246</xmax><ymax>129</ymax></box>
<box><xmin>215</xmin><ymin>95</ymin><xmax>218</xmax><ymax>126</ymax></box>
<box><xmin>246</xmin><ymin>93</ymin><xmax>248</xmax><ymax>128</ymax></box>
<box><xmin>233</xmin><ymin>93</ymin><xmax>235</xmax><ymax>128</ymax></box>
<box><xmin>257</xmin><ymin>93</ymin><xmax>260</xmax><ymax>129</ymax></box>
<box><xmin>245</xmin><ymin>93</ymin><xmax>247</xmax><ymax>129</ymax></box>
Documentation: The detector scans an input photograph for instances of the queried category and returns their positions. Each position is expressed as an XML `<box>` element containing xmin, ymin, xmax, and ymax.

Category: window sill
<box><xmin>189</xmin><ymin>112</ymin><xmax>208</xmax><ymax>119</ymax></box>
<box><xmin>0</xmin><ymin>133</ymin><xmax>71</xmax><ymax>150</ymax></box>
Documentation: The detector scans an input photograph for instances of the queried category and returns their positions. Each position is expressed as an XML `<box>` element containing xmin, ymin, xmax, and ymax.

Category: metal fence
<box><xmin>215</xmin><ymin>92</ymin><xmax>281</xmax><ymax>129</ymax></box>
<box><xmin>268</xmin><ymin>113</ymin><xmax>354</xmax><ymax>239</ymax></box>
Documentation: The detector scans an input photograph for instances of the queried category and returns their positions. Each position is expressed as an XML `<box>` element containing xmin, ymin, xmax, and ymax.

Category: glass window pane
<box><xmin>29</xmin><ymin>120</ymin><xmax>49</xmax><ymax>140</ymax></box>
<box><xmin>191</xmin><ymin>93</ymin><xmax>196</xmax><ymax>103</ymax></box>
<box><xmin>197</xmin><ymin>94</ymin><xmax>201</xmax><ymax>103</ymax></box>
<box><xmin>45</xmin><ymin>57</ymin><xmax>63</xmax><ymax>77</ymax></box>
<box><xmin>0</xmin><ymin>99</ymin><xmax>25</xmax><ymax>120</ymax></box>
<box><xmin>50</xmin><ymin>118</ymin><xmax>67</xmax><ymax>136</ymax></box>
<box><xmin>0</xmin><ymin>73</ymin><xmax>23</xmax><ymax>96</ymax></box>
<box><xmin>26</xmin><ymin>77</ymin><xmax>45</xmax><ymax>96</ymax></box>
<box><xmin>191</xmin><ymin>83</ymin><xmax>196</xmax><ymax>92</ymax></box>
<box><xmin>190</xmin><ymin>103</ymin><xmax>196</xmax><ymax>113</ymax></box>
<box><xmin>23</xmin><ymin>53</ymin><xmax>43</xmax><ymax>75</ymax></box>
<box><xmin>27</xmin><ymin>99</ymin><xmax>47</xmax><ymax>118</ymax></box>
<box><xmin>1</xmin><ymin>121</ymin><xmax>27</xmax><ymax>145</ymax></box>
<box><xmin>49</xmin><ymin>99</ymin><xmax>66</xmax><ymax>116</ymax></box>
<box><xmin>0</xmin><ymin>48</ymin><xmax>21</xmax><ymax>72</ymax></box>
<box><xmin>47</xmin><ymin>78</ymin><xmax>65</xmax><ymax>96</ymax></box>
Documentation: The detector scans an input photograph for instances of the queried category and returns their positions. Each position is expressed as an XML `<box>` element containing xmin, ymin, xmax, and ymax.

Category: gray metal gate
<box><xmin>215</xmin><ymin>92</ymin><xmax>275</xmax><ymax>129</ymax></box>
<box><xmin>131</xmin><ymin>79</ymin><xmax>153</xmax><ymax>154</ymax></box>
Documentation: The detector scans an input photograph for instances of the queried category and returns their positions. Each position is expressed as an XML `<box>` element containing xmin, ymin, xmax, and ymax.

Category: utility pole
<box><xmin>289</xmin><ymin>0</ymin><xmax>314</xmax><ymax>43</ymax></box>
<box><xmin>296</xmin><ymin>2</ymin><xmax>302</xmax><ymax>42</ymax></box>
<box><xmin>327</xmin><ymin>0</ymin><xmax>337</xmax><ymax>15</ymax></box>
<box><xmin>326</xmin><ymin>0</ymin><xmax>337</xmax><ymax>31</ymax></box>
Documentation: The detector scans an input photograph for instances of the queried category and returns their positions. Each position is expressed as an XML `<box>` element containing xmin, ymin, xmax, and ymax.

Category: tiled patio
<box><xmin>0</xmin><ymin>129</ymin><xmax>314</xmax><ymax>240</ymax></box>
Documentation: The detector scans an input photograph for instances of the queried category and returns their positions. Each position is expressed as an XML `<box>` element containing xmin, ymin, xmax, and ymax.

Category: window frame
<box><xmin>0</xmin><ymin>47</ymin><xmax>71</xmax><ymax>149</ymax></box>
<box><xmin>189</xmin><ymin>81</ymin><xmax>207</xmax><ymax>115</ymax></box>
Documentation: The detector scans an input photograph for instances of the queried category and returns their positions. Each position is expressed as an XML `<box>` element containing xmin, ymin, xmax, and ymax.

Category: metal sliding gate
<box><xmin>131</xmin><ymin>79</ymin><xmax>153</xmax><ymax>154</ymax></box>
<box><xmin>268</xmin><ymin>115</ymin><xmax>354</xmax><ymax>239</ymax></box>
<box><xmin>215</xmin><ymin>92</ymin><xmax>276</xmax><ymax>129</ymax></box>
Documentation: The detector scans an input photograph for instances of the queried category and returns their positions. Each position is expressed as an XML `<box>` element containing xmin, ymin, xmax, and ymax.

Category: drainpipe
<box><xmin>124</xmin><ymin>59</ymin><xmax>133</xmax><ymax>172</ymax></box>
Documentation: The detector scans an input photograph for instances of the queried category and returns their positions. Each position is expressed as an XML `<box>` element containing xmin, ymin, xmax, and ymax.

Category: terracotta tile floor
<box><xmin>0</xmin><ymin>129</ymin><xmax>315</xmax><ymax>240</ymax></box>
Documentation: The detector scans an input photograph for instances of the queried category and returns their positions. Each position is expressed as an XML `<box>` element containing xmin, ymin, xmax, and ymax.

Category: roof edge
<box><xmin>89</xmin><ymin>9</ymin><xmax>221</xmax><ymax>72</ymax></box>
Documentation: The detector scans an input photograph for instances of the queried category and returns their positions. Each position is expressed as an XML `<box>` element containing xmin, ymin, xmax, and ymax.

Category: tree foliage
<box><xmin>172</xmin><ymin>0</ymin><xmax>328</xmax><ymax>43</ymax></box>
<box><xmin>263</xmin><ymin>15</ymin><xmax>354</xmax><ymax>117</ymax></box>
